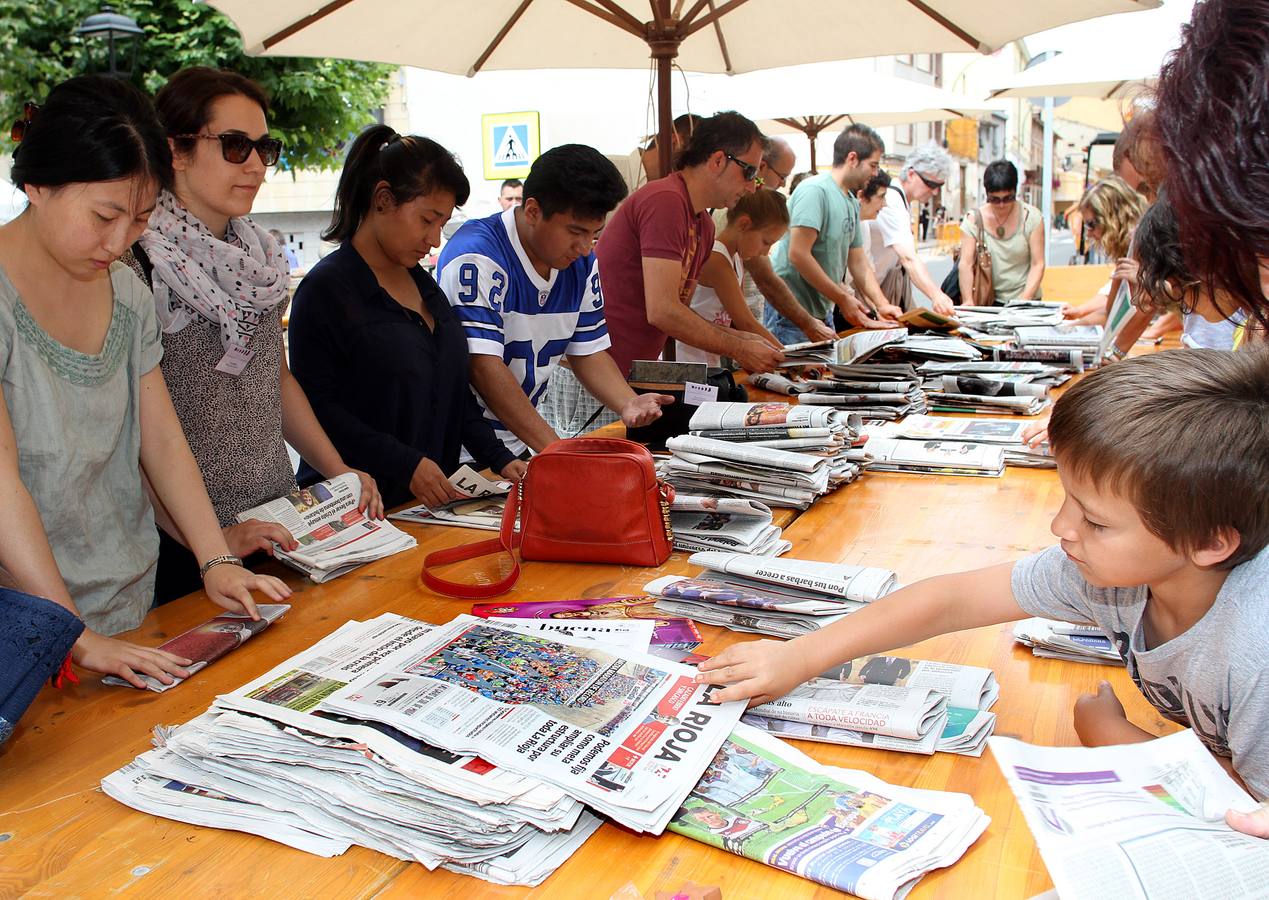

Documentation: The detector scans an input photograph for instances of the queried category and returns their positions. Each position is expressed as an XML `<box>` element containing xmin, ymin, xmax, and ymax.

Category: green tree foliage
<box><xmin>0</xmin><ymin>0</ymin><xmax>393</xmax><ymax>170</ymax></box>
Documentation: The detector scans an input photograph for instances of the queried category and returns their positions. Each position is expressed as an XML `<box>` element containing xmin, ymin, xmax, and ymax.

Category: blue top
<box><xmin>288</xmin><ymin>242</ymin><xmax>516</xmax><ymax>509</ymax></box>
<box><xmin>437</xmin><ymin>208</ymin><xmax>610</xmax><ymax>455</ymax></box>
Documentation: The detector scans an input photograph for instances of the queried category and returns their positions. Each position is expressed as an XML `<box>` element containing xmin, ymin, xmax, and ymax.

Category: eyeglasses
<box><xmin>985</xmin><ymin>193</ymin><xmax>1017</xmax><ymax>205</ymax></box>
<box><xmin>173</xmin><ymin>132</ymin><xmax>284</xmax><ymax>167</ymax></box>
<box><xmin>10</xmin><ymin>102</ymin><xmax>38</xmax><ymax>144</ymax></box>
<box><xmin>916</xmin><ymin>172</ymin><xmax>945</xmax><ymax>190</ymax></box>
<box><xmin>1083</xmin><ymin>216</ymin><xmax>1101</xmax><ymax>231</ymax></box>
<box><xmin>723</xmin><ymin>152</ymin><xmax>759</xmax><ymax>182</ymax></box>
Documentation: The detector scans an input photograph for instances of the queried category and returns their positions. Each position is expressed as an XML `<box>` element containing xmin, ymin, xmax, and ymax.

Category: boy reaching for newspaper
<box><xmin>697</xmin><ymin>349</ymin><xmax>1269</xmax><ymax>834</ymax></box>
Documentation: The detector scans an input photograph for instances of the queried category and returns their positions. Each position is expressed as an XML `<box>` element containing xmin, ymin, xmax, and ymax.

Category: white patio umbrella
<box><xmin>989</xmin><ymin>50</ymin><xmax>1158</xmax><ymax>100</ymax></box>
<box><xmin>209</xmin><ymin>0</ymin><xmax>1160</xmax><ymax>174</ymax></box>
<box><xmin>714</xmin><ymin>63</ymin><xmax>1005</xmax><ymax>169</ymax></box>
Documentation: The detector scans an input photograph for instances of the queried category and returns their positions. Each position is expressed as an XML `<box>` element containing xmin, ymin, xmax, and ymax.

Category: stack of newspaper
<box><xmin>861</xmin><ymin>437</ymin><xmax>1006</xmax><ymax>477</ymax></box>
<box><xmin>646</xmin><ymin>551</ymin><xmax>897</xmax><ymax>638</ymax></box>
<box><xmin>238</xmin><ymin>474</ymin><xmax>415</xmax><ymax>582</ymax></box>
<box><xmin>670</xmin><ymin>724</ymin><xmax>988</xmax><ymax>898</ymax></box>
<box><xmin>779</xmin><ymin>329</ymin><xmax>907</xmax><ymax>368</ymax></box>
<box><xmin>1013</xmin><ymin>617</ymin><xmax>1124</xmax><ymax>664</ymax></box>
<box><xmin>797</xmin><ymin>372</ymin><xmax>928</xmax><ymax>419</ymax></box>
<box><xmin>1013</xmin><ymin>324</ymin><xmax>1104</xmax><ymax>365</ymax></box>
<box><xmin>663</xmin><ymin>402</ymin><xmax>863</xmax><ymax>508</ymax></box>
<box><xmin>104</xmin><ymin>612</ymin><xmax>747</xmax><ymax>885</ymax></box>
<box><xmin>871</xmin><ymin>415</ymin><xmax>1054</xmax><ymax>469</ymax></box>
<box><xmin>989</xmin><ymin>729</ymin><xmax>1264</xmax><ymax>900</ymax></box>
<box><xmin>670</xmin><ymin>494</ymin><xmax>791</xmax><ymax>556</ymax></box>
<box><xmin>989</xmin><ymin>345</ymin><xmax>1085</xmax><ymax>370</ymax></box>
<box><xmin>952</xmin><ymin>301</ymin><xmax>1065</xmax><ymax>335</ymax></box>
<box><xmin>742</xmin><ymin>655</ymin><xmax>998</xmax><ymax>757</ymax></box>
<box><xmin>917</xmin><ymin>359</ymin><xmax>1073</xmax><ymax>387</ymax></box>
<box><xmin>884</xmin><ymin>333</ymin><xmax>982</xmax><ymax>362</ymax></box>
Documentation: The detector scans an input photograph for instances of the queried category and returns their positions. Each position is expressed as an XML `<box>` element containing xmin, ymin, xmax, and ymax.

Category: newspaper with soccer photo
<box><xmin>237</xmin><ymin>473</ymin><xmax>415</xmax><ymax>581</ymax></box>
<box><xmin>669</xmin><ymin>723</ymin><xmax>988</xmax><ymax>899</ymax></box>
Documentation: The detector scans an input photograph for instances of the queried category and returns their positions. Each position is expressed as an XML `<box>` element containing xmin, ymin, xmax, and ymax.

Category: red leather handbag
<box><xmin>421</xmin><ymin>437</ymin><xmax>674</xmax><ymax>599</ymax></box>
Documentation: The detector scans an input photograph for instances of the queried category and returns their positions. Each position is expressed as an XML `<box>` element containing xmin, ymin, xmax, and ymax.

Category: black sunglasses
<box><xmin>916</xmin><ymin>172</ymin><xmax>944</xmax><ymax>190</ymax></box>
<box><xmin>174</xmin><ymin>132</ymin><xmax>283</xmax><ymax>167</ymax></box>
<box><xmin>985</xmin><ymin>193</ymin><xmax>1017</xmax><ymax>205</ymax></box>
<box><xmin>723</xmin><ymin>152</ymin><xmax>759</xmax><ymax>182</ymax></box>
<box><xmin>10</xmin><ymin>101</ymin><xmax>37</xmax><ymax>144</ymax></box>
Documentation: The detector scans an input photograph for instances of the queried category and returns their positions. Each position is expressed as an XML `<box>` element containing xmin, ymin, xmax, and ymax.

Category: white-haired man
<box><xmin>866</xmin><ymin>142</ymin><xmax>955</xmax><ymax>315</ymax></box>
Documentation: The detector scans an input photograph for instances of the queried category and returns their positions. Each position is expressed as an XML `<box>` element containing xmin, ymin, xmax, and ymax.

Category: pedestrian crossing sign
<box><xmin>482</xmin><ymin>111</ymin><xmax>539</xmax><ymax>180</ymax></box>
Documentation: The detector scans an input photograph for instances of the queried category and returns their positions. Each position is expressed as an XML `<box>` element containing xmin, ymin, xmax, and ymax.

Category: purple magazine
<box><xmin>470</xmin><ymin>596</ymin><xmax>701</xmax><ymax>649</ymax></box>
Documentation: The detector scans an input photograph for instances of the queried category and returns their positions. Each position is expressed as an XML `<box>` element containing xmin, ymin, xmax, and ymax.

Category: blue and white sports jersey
<box><xmin>436</xmin><ymin>207</ymin><xmax>610</xmax><ymax>455</ymax></box>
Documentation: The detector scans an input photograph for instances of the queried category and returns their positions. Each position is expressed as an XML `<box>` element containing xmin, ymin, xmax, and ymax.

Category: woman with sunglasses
<box><xmin>958</xmin><ymin>160</ymin><xmax>1045</xmax><ymax>305</ymax></box>
<box><xmin>1063</xmin><ymin>177</ymin><xmax>1148</xmax><ymax>327</ymax></box>
<box><xmin>0</xmin><ymin>75</ymin><xmax>290</xmax><ymax>690</ymax></box>
<box><xmin>127</xmin><ymin>67</ymin><xmax>381</xmax><ymax>604</ymax></box>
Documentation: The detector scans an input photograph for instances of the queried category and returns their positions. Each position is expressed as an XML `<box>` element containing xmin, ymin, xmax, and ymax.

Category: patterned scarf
<box><xmin>139</xmin><ymin>190</ymin><xmax>289</xmax><ymax>352</ymax></box>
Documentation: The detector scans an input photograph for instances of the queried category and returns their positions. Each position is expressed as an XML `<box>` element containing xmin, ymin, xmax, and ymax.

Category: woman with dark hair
<box><xmin>127</xmin><ymin>67</ymin><xmax>381</xmax><ymax>604</ymax></box>
<box><xmin>287</xmin><ymin>125</ymin><xmax>523</xmax><ymax>509</ymax></box>
<box><xmin>1153</xmin><ymin>0</ymin><xmax>1269</xmax><ymax>339</ymax></box>
<box><xmin>0</xmin><ymin>75</ymin><xmax>288</xmax><ymax>690</ymax></box>
<box><xmin>958</xmin><ymin>160</ymin><xmax>1045</xmax><ymax>304</ymax></box>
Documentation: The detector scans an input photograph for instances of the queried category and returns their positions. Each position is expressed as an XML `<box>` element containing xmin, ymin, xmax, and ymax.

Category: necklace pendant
<box><xmin>996</xmin><ymin>225</ymin><xmax>1005</xmax><ymax>238</ymax></box>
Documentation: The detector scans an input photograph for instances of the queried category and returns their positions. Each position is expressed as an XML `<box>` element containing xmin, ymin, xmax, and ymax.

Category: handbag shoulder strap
<box><xmin>421</xmin><ymin>483</ymin><xmax>523</xmax><ymax>599</ymax></box>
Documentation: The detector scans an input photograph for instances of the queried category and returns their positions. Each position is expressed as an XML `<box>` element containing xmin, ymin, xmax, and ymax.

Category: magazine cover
<box><xmin>471</xmin><ymin>596</ymin><xmax>702</xmax><ymax>649</ymax></box>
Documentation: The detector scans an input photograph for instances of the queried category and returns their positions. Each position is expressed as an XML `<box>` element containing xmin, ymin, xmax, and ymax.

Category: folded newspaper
<box><xmin>103</xmin><ymin>604</ymin><xmax>290</xmax><ymax>692</ymax></box>
<box><xmin>744</xmin><ymin>655</ymin><xmax>999</xmax><ymax>756</ymax></box>
<box><xmin>869</xmin><ymin>416</ymin><xmax>1055</xmax><ymax>470</ymax></box>
<box><xmin>469</xmin><ymin>596</ymin><xmax>702</xmax><ymax>651</ymax></box>
<box><xmin>1013</xmin><ymin>617</ymin><xmax>1124</xmax><ymax>665</ymax></box>
<box><xmin>862</xmin><ymin>437</ymin><xmax>1006</xmax><ymax>477</ymax></box>
<box><xmin>238</xmin><ymin>473</ymin><xmax>415</xmax><ymax>581</ymax></box>
<box><xmin>391</xmin><ymin>465</ymin><xmax>511</xmax><ymax>531</ymax></box>
<box><xmin>670</xmin><ymin>723</ymin><xmax>989</xmax><ymax>899</ymax></box>
<box><xmin>990</xmin><ymin>729</ymin><xmax>1269</xmax><ymax>900</ymax></box>
<box><xmin>669</xmin><ymin>494</ymin><xmax>790</xmax><ymax>557</ymax></box>
<box><xmin>646</xmin><ymin>552</ymin><xmax>897</xmax><ymax>639</ymax></box>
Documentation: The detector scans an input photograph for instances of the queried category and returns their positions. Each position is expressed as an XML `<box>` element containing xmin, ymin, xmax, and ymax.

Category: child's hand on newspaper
<box><xmin>1226</xmin><ymin>802</ymin><xmax>1269</xmax><ymax>838</ymax></box>
<box><xmin>694</xmin><ymin>638</ymin><xmax>809</xmax><ymax>706</ymax></box>
<box><xmin>224</xmin><ymin>519</ymin><xmax>299</xmax><ymax>556</ymax></box>
<box><xmin>202</xmin><ymin>566</ymin><xmax>291</xmax><ymax>621</ymax></box>
<box><xmin>73</xmin><ymin>629</ymin><xmax>193</xmax><ymax>689</ymax></box>
<box><xmin>1022</xmin><ymin>417</ymin><xmax>1050</xmax><ymax>450</ymax></box>
<box><xmin>345</xmin><ymin>468</ymin><xmax>384</xmax><ymax>519</ymax></box>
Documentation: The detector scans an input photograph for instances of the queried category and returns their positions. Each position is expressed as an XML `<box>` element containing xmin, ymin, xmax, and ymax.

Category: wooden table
<box><xmin>0</xmin><ymin>372</ymin><xmax>1177</xmax><ymax>900</ymax></box>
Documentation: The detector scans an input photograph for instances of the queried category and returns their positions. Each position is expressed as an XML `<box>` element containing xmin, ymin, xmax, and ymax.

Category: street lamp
<box><xmin>75</xmin><ymin>6</ymin><xmax>144</xmax><ymax>79</ymax></box>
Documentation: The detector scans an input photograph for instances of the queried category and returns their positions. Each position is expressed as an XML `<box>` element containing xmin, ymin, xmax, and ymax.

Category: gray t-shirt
<box><xmin>1013</xmin><ymin>543</ymin><xmax>1269</xmax><ymax>799</ymax></box>
<box><xmin>0</xmin><ymin>263</ymin><xmax>162</xmax><ymax>635</ymax></box>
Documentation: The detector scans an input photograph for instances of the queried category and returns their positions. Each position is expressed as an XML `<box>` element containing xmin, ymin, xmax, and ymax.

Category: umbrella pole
<box><xmin>649</xmin><ymin>0</ymin><xmax>680</xmax><ymax>177</ymax></box>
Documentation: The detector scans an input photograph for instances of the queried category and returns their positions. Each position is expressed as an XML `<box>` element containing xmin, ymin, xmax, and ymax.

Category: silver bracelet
<box><xmin>199</xmin><ymin>555</ymin><xmax>243</xmax><ymax>579</ymax></box>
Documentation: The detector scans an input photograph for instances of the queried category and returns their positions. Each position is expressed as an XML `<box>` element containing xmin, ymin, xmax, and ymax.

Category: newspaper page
<box><xmin>744</xmin><ymin>706</ymin><xmax>996</xmax><ymax>757</ymax></box>
<box><xmin>653</xmin><ymin>597</ymin><xmax>854</xmax><ymax>639</ymax></box>
<box><xmin>213</xmin><ymin>615</ymin><xmax>567</xmax><ymax>811</ymax></box>
<box><xmin>644</xmin><ymin>575</ymin><xmax>858</xmax><ymax>616</ymax></box>
<box><xmin>390</xmin><ymin>464</ymin><xmax>511</xmax><ymax>530</ymax></box>
<box><xmin>103</xmin><ymin>604</ymin><xmax>290</xmax><ymax>692</ymax></box>
<box><xmin>469</xmin><ymin>596</ymin><xmax>702</xmax><ymax>651</ymax></box>
<box><xmin>863</xmin><ymin>438</ymin><xmax>1005</xmax><ymax>476</ymax></box>
<box><xmin>989</xmin><ymin>729</ymin><xmax>1269</xmax><ymax>900</ymax></box>
<box><xmin>886</xmin><ymin>415</ymin><xmax>1032</xmax><ymax>445</ymax></box>
<box><xmin>750</xmin><ymin>682</ymin><xmax>948</xmax><ymax>741</ymax></box>
<box><xmin>237</xmin><ymin>473</ymin><xmax>415</xmax><ymax>581</ymax></box>
<box><xmin>489</xmin><ymin>617</ymin><xmax>654</xmax><ymax>655</ymax></box>
<box><xmin>670</xmin><ymin>723</ymin><xmax>988</xmax><ymax>900</ymax></box>
<box><xmin>688</xmin><ymin>551</ymin><xmax>898</xmax><ymax>604</ymax></box>
<box><xmin>667</xmin><ymin>435</ymin><xmax>827</xmax><ymax>474</ymax></box>
<box><xmin>818</xmin><ymin>655</ymin><xmax>999</xmax><ymax>711</ymax></box>
<box><xmin>834</xmin><ymin>329</ymin><xmax>909</xmax><ymax>365</ymax></box>
<box><xmin>319</xmin><ymin>615</ymin><xmax>746</xmax><ymax>833</ymax></box>
<box><xmin>687</xmin><ymin>401</ymin><xmax>843</xmax><ymax>432</ymax></box>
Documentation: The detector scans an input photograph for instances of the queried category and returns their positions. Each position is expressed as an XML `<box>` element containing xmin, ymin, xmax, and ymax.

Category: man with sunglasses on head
<box><xmin>865</xmin><ymin>143</ymin><xmax>955</xmax><ymax>315</ymax></box>
<box><xmin>767</xmin><ymin>123</ymin><xmax>901</xmax><ymax>345</ymax></box>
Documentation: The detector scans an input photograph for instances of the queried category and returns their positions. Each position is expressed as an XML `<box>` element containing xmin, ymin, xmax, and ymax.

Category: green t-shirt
<box><xmin>771</xmin><ymin>173</ymin><xmax>863</xmax><ymax>320</ymax></box>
